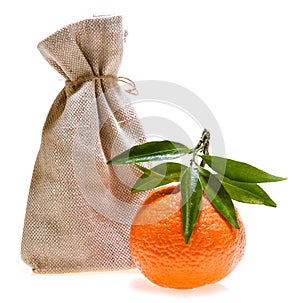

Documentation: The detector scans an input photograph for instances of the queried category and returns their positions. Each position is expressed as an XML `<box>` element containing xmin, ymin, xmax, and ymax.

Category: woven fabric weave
<box><xmin>21</xmin><ymin>15</ymin><xmax>147</xmax><ymax>273</ymax></box>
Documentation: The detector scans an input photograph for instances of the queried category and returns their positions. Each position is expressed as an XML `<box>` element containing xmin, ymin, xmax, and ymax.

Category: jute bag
<box><xmin>21</xmin><ymin>15</ymin><xmax>147</xmax><ymax>273</ymax></box>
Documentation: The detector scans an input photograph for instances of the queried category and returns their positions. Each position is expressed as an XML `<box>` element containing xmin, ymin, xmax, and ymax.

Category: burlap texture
<box><xmin>21</xmin><ymin>15</ymin><xmax>147</xmax><ymax>273</ymax></box>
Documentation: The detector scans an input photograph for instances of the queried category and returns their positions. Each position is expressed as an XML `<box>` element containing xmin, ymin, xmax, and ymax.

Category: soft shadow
<box><xmin>129</xmin><ymin>276</ymin><xmax>229</xmax><ymax>297</ymax></box>
<box><xmin>28</xmin><ymin>268</ymin><xmax>140</xmax><ymax>277</ymax></box>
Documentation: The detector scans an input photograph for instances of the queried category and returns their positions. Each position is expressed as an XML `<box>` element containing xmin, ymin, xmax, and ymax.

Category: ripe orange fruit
<box><xmin>130</xmin><ymin>184</ymin><xmax>246</xmax><ymax>289</ymax></box>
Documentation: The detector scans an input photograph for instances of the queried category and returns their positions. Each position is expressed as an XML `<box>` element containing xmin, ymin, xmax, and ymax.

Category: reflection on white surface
<box><xmin>130</xmin><ymin>276</ymin><xmax>230</xmax><ymax>297</ymax></box>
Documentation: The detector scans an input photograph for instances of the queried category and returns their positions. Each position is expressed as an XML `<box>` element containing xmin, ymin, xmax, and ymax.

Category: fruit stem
<box><xmin>193</xmin><ymin>129</ymin><xmax>210</xmax><ymax>167</ymax></box>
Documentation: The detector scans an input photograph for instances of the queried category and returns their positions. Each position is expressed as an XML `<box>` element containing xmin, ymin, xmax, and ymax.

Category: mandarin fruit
<box><xmin>130</xmin><ymin>184</ymin><xmax>246</xmax><ymax>289</ymax></box>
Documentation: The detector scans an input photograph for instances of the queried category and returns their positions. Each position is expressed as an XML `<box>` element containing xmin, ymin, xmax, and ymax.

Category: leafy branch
<box><xmin>107</xmin><ymin>129</ymin><xmax>286</xmax><ymax>244</ymax></box>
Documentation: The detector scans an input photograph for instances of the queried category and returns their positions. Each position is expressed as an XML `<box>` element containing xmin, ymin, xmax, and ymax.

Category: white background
<box><xmin>1</xmin><ymin>0</ymin><xmax>299</xmax><ymax>302</ymax></box>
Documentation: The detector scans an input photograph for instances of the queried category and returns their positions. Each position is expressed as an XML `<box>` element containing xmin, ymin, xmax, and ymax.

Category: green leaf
<box><xmin>107</xmin><ymin>141</ymin><xmax>191</xmax><ymax>165</ymax></box>
<box><xmin>201</xmin><ymin>155</ymin><xmax>287</xmax><ymax>183</ymax></box>
<box><xmin>202</xmin><ymin>171</ymin><xmax>277</xmax><ymax>207</ymax></box>
<box><xmin>216</xmin><ymin>175</ymin><xmax>277</xmax><ymax>207</ymax></box>
<box><xmin>181</xmin><ymin>166</ymin><xmax>203</xmax><ymax>244</ymax></box>
<box><xmin>199</xmin><ymin>168</ymin><xmax>240</xmax><ymax>229</ymax></box>
<box><xmin>132</xmin><ymin>163</ymin><xmax>187</xmax><ymax>193</ymax></box>
<box><xmin>135</xmin><ymin>162</ymin><xmax>187</xmax><ymax>179</ymax></box>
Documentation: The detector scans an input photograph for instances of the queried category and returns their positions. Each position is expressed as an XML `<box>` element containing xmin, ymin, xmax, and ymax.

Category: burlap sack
<box><xmin>21</xmin><ymin>15</ymin><xmax>147</xmax><ymax>273</ymax></box>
